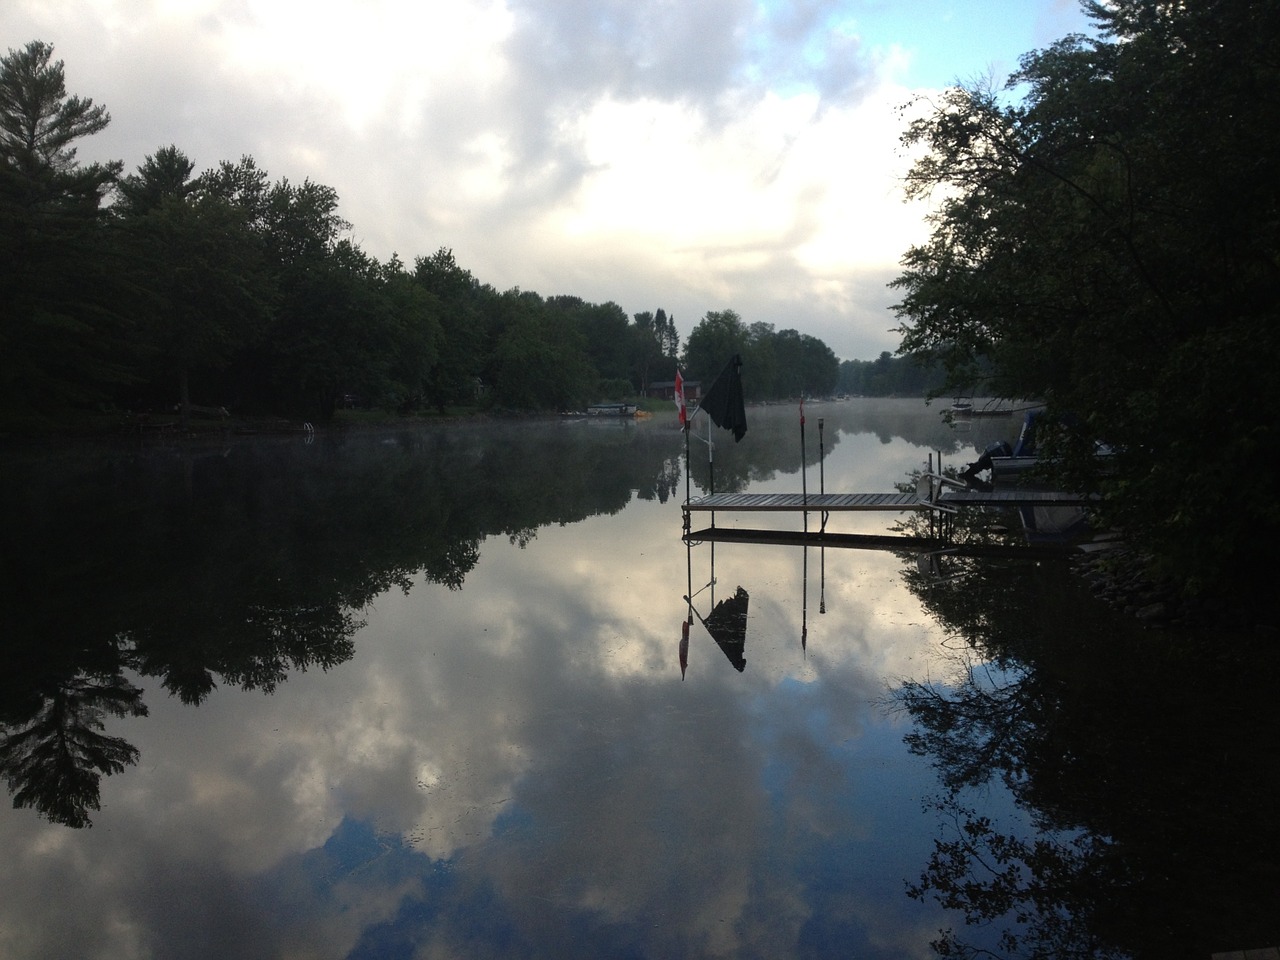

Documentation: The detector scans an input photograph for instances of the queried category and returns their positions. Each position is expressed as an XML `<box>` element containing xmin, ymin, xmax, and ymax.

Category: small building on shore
<box><xmin>646</xmin><ymin>380</ymin><xmax>701</xmax><ymax>403</ymax></box>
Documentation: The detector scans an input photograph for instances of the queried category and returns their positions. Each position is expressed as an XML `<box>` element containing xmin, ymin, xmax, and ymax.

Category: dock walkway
<box><xmin>683</xmin><ymin>492</ymin><xmax>918</xmax><ymax>513</ymax></box>
<box><xmin>682</xmin><ymin>486</ymin><xmax>1099</xmax><ymax>553</ymax></box>
<box><xmin>683</xmin><ymin>489</ymin><xmax>1094</xmax><ymax>514</ymax></box>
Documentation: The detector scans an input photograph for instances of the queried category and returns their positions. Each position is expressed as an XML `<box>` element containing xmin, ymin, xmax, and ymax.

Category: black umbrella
<box><xmin>697</xmin><ymin>355</ymin><xmax>747</xmax><ymax>442</ymax></box>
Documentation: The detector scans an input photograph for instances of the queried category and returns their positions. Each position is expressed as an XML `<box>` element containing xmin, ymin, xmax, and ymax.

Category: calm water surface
<box><xmin>2</xmin><ymin>400</ymin><xmax>1276</xmax><ymax>960</ymax></box>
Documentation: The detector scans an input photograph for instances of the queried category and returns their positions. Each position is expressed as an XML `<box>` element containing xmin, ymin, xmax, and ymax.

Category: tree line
<box><xmin>0</xmin><ymin>40</ymin><xmax>849</xmax><ymax>430</ymax></box>
<box><xmin>836</xmin><ymin>351</ymin><xmax>948</xmax><ymax>397</ymax></box>
<box><xmin>680</xmin><ymin>308</ymin><xmax>840</xmax><ymax>400</ymax></box>
<box><xmin>890</xmin><ymin>0</ymin><xmax>1280</xmax><ymax>602</ymax></box>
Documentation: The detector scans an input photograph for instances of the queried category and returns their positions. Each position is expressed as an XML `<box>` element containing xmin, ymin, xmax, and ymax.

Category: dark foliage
<box><xmin>891</xmin><ymin>0</ymin><xmax>1280</xmax><ymax>600</ymax></box>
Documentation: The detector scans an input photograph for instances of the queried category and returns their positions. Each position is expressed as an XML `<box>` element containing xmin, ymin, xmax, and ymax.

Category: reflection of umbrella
<box><xmin>699</xmin><ymin>586</ymin><xmax>749</xmax><ymax>672</ymax></box>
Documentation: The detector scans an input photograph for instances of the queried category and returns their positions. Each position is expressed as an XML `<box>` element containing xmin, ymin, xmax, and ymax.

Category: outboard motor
<box><xmin>961</xmin><ymin>440</ymin><xmax>1012</xmax><ymax>478</ymax></box>
<box><xmin>986</xmin><ymin>439</ymin><xmax>1013</xmax><ymax>461</ymax></box>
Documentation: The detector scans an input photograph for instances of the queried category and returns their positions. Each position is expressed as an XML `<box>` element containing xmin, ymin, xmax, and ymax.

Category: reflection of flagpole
<box><xmin>802</xmin><ymin>544</ymin><xmax>809</xmax><ymax>656</ymax></box>
<box><xmin>682</xmin><ymin>536</ymin><xmax>723</xmax><ymax>678</ymax></box>
<box><xmin>686</xmin><ymin>537</ymin><xmax>716</xmax><ymax>680</ymax></box>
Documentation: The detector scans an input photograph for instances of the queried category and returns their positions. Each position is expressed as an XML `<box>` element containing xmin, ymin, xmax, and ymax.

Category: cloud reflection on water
<box><xmin>0</xmin><ymin>402</ymin><xmax>997</xmax><ymax>959</ymax></box>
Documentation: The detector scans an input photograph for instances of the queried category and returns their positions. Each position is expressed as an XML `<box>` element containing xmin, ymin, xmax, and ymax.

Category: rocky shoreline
<box><xmin>1073</xmin><ymin>544</ymin><xmax>1192</xmax><ymax>627</ymax></box>
<box><xmin>1072</xmin><ymin>541</ymin><xmax>1264</xmax><ymax>637</ymax></box>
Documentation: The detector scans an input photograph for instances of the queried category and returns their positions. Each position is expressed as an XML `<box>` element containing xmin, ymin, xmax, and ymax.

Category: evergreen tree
<box><xmin>113</xmin><ymin>146</ymin><xmax>270</xmax><ymax>424</ymax></box>
<box><xmin>0</xmin><ymin>41</ymin><xmax>128</xmax><ymax>421</ymax></box>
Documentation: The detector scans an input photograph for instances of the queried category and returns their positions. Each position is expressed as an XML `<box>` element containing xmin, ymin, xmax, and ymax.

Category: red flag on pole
<box><xmin>674</xmin><ymin>369</ymin><xmax>687</xmax><ymax>428</ymax></box>
<box><xmin>799</xmin><ymin>395</ymin><xmax>805</xmax><ymax>426</ymax></box>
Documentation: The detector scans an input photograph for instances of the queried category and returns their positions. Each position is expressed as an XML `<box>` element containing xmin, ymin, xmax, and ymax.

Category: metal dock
<box><xmin>683</xmin><ymin>488</ymin><xmax>1095</xmax><ymax>514</ymax></box>
<box><xmin>682</xmin><ymin>484</ymin><xmax>1099</xmax><ymax>551</ymax></box>
<box><xmin>683</xmin><ymin>492</ymin><xmax>919</xmax><ymax>513</ymax></box>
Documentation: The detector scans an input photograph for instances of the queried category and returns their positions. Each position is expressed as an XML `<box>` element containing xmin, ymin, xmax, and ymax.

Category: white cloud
<box><xmin>1</xmin><ymin>0</ymin><xmax>1086</xmax><ymax>363</ymax></box>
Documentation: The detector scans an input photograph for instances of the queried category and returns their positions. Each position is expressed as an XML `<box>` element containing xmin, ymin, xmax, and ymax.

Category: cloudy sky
<box><xmin>4</xmin><ymin>0</ymin><xmax>1092</xmax><ymax>361</ymax></box>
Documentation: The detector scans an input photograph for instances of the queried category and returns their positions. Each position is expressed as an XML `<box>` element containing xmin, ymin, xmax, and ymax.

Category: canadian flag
<box><xmin>674</xmin><ymin>369</ymin><xmax>687</xmax><ymax>428</ymax></box>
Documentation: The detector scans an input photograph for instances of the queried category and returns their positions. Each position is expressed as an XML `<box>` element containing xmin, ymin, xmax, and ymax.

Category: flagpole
<box><xmin>683</xmin><ymin>417</ymin><xmax>691</xmax><ymax>505</ymax></box>
<box><xmin>707</xmin><ymin>414</ymin><xmax>714</xmax><ymax>496</ymax></box>
<box><xmin>818</xmin><ymin>416</ymin><xmax>826</xmax><ymax>616</ymax></box>
<box><xmin>678</xmin><ymin>367</ymin><xmax>694</xmax><ymax>679</ymax></box>
<box><xmin>686</xmin><ymin>353</ymin><xmax>745</xmax><ymax>509</ymax></box>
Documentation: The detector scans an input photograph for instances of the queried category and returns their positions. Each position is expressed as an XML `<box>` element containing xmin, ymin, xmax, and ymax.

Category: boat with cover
<box><xmin>950</xmin><ymin>396</ymin><xmax>1020</xmax><ymax>418</ymax></box>
<box><xmin>586</xmin><ymin>402</ymin><xmax>637</xmax><ymax>417</ymax></box>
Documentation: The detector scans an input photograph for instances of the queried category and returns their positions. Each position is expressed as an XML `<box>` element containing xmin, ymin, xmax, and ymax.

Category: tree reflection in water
<box><xmin>889</xmin><ymin>496</ymin><xmax>1280</xmax><ymax>959</ymax></box>
<box><xmin>0</xmin><ymin>669</ymin><xmax>147</xmax><ymax>829</ymax></box>
<box><xmin>0</xmin><ymin>422</ymin><xmax>686</xmax><ymax>828</ymax></box>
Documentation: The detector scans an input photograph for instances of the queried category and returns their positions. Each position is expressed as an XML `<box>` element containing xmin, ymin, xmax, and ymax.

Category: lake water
<box><xmin>2</xmin><ymin>400</ymin><xmax>1276</xmax><ymax>960</ymax></box>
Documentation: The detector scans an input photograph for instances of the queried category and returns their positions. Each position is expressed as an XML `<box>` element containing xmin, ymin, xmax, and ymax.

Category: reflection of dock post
<box><xmin>820</xmin><ymin>535</ymin><xmax>826</xmax><ymax>615</ymax></box>
<box><xmin>682</xmin><ymin>537</ymin><xmax>696</xmax><ymax>679</ymax></box>
<box><xmin>802</xmin><ymin>543</ymin><xmax>808</xmax><ymax>655</ymax></box>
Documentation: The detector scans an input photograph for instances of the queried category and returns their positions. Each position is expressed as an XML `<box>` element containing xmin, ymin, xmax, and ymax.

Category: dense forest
<box><xmin>0</xmin><ymin>40</ymin><xmax>845</xmax><ymax>431</ymax></box>
<box><xmin>890</xmin><ymin>0</ymin><xmax>1280</xmax><ymax>603</ymax></box>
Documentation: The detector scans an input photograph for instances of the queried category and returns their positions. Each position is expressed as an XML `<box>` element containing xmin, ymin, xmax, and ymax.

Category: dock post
<box><xmin>800</xmin><ymin>399</ymin><xmax>807</xmax><ymax>508</ymax></box>
<box><xmin>707</xmin><ymin>416</ymin><xmax>715</xmax><ymax>497</ymax></box>
<box><xmin>683</xmin><ymin>416</ymin><xmax>691</xmax><ymax>505</ymax></box>
<box><xmin>818</xmin><ymin>418</ymin><xmax>827</xmax><ymax>531</ymax></box>
<box><xmin>927</xmin><ymin>453</ymin><xmax>935</xmax><ymax>539</ymax></box>
<box><xmin>818</xmin><ymin>418</ymin><xmax>825</xmax><ymax>495</ymax></box>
